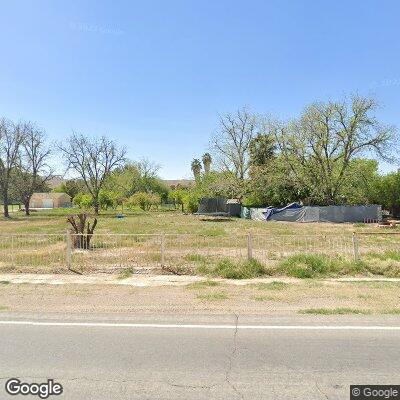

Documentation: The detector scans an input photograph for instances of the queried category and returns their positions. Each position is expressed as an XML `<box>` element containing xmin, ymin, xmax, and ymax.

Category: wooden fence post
<box><xmin>247</xmin><ymin>232</ymin><xmax>253</xmax><ymax>260</ymax></box>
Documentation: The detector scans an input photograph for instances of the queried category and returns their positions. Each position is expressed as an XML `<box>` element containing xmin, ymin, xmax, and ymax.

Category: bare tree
<box><xmin>136</xmin><ymin>158</ymin><xmax>161</xmax><ymax>179</ymax></box>
<box><xmin>211</xmin><ymin>108</ymin><xmax>261</xmax><ymax>179</ymax></box>
<box><xmin>14</xmin><ymin>123</ymin><xmax>53</xmax><ymax>215</ymax></box>
<box><xmin>0</xmin><ymin>118</ymin><xmax>26</xmax><ymax>217</ymax></box>
<box><xmin>59</xmin><ymin>133</ymin><xmax>126</xmax><ymax>215</ymax></box>
<box><xmin>273</xmin><ymin>95</ymin><xmax>397</xmax><ymax>204</ymax></box>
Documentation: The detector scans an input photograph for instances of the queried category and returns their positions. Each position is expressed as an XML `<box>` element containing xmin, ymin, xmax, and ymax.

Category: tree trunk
<box><xmin>67</xmin><ymin>213</ymin><xmax>98</xmax><ymax>250</ymax></box>
<box><xmin>94</xmin><ymin>202</ymin><xmax>99</xmax><ymax>215</ymax></box>
<box><xmin>24</xmin><ymin>199</ymin><xmax>30</xmax><ymax>216</ymax></box>
<box><xmin>2</xmin><ymin>190</ymin><xmax>10</xmax><ymax>218</ymax></box>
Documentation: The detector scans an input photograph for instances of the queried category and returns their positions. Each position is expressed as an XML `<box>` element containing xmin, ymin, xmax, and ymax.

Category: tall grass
<box><xmin>198</xmin><ymin>258</ymin><xmax>268</xmax><ymax>279</ymax></box>
<box><xmin>278</xmin><ymin>254</ymin><xmax>365</xmax><ymax>278</ymax></box>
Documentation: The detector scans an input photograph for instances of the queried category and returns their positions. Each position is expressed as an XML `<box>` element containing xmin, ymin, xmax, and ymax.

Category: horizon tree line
<box><xmin>1</xmin><ymin>93</ymin><xmax>399</xmax><ymax>218</ymax></box>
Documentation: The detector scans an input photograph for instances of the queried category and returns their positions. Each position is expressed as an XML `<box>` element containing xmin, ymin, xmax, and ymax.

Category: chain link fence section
<box><xmin>162</xmin><ymin>234</ymin><xmax>248</xmax><ymax>273</ymax></box>
<box><xmin>0</xmin><ymin>231</ymin><xmax>399</xmax><ymax>274</ymax></box>
<box><xmin>69</xmin><ymin>233</ymin><xmax>163</xmax><ymax>274</ymax></box>
<box><xmin>0</xmin><ymin>234</ymin><xmax>67</xmax><ymax>273</ymax></box>
<box><xmin>355</xmin><ymin>232</ymin><xmax>400</xmax><ymax>258</ymax></box>
<box><xmin>251</xmin><ymin>233</ymin><xmax>354</xmax><ymax>264</ymax></box>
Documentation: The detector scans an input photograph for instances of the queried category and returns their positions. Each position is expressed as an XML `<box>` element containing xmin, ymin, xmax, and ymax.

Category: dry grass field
<box><xmin>0</xmin><ymin>208</ymin><xmax>400</xmax><ymax>276</ymax></box>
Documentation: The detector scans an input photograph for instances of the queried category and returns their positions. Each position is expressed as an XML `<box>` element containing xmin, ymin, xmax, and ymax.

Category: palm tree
<box><xmin>191</xmin><ymin>159</ymin><xmax>202</xmax><ymax>180</ymax></box>
<box><xmin>202</xmin><ymin>153</ymin><xmax>212</xmax><ymax>174</ymax></box>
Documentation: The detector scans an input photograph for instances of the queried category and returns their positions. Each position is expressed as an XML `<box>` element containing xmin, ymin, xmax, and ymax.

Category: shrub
<box><xmin>183</xmin><ymin>191</ymin><xmax>200</xmax><ymax>213</ymax></box>
<box><xmin>73</xmin><ymin>192</ymin><xmax>93</xmax><ymax>209</ymax></box>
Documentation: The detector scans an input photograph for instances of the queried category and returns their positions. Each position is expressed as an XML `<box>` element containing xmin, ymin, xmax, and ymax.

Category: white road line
<box><xmin>0</xmin><ymin>321</ymin><xmax>400</xmax><ymax>330</ymax></box>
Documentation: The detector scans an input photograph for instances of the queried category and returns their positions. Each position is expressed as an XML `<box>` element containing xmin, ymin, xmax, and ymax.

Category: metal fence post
<box><xmin>66</xmin><ymin>230</ymin><xmax>72</xmax><ymax>270</ymax></box>
<box><xmin>160</xmin><ymin>233</ymin><xmax>165</xmax><ymax>268</ymax></box>
<box><xmin>352</xmin><ymin>232</ymin><xmax>359</xmax><ymax>262</ymax></box>
<box><xmin>247</xmin><ymin>232</ymin><xmax>253</xmax><ymax>260</ymax></box>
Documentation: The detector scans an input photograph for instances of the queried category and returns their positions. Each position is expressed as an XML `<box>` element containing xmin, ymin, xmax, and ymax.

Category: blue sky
<box><xmin>0</xmin><ymin>0</ymin><xmax>399</xmax><ymax>179</ymax></box>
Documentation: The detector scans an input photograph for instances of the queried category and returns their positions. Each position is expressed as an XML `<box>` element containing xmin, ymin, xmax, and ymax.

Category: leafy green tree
<box><xmin>272</xmin><ymin>95</ymin><xmax>397</xmax><ymax>205</ymax></box>
<box><xmin>53</xmin><ymin>179</ymin><xmax>86</xmax><ymax>200</ymax></box>
<box><xmin>168</xmin><ymin>189</ymin><xmax>187</xmax><ymax>212</ymax></box>
<box><xmin>105</xmin><ymin>161</ymin><xmax>169</xmax><ymax>201</ymax></box>
<box><xmin>249</xmin><ymin>133</ymin><xmax>275</xmax><ymax>166</ymax></box>
<box><xmin>99</xmin><ymin>190</ymin><xmax>119</xmax><ymax>210</ymax></box>
<box><xmin>369</xmin><ymin>171</ymin><xmax>400</xmax><ymax>216</ymax></box>
<box><xmin>127</xmin><ymin>192</ymin><xmax>160</xmax><ymax>211</ymax></box>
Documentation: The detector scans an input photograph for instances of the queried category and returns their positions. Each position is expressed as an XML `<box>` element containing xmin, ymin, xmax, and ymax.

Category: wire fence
<box><xmin>0</xmin><ymin>231</ymin><xmax>399</xmax><ymax>274</ymax></box>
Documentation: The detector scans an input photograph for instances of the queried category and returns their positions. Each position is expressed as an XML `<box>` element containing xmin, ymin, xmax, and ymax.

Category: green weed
<box><xmin>256</xmin><ymin>281</ymin><xmax>289</xmax><ymax>290</ymax></box>
<box><xmin>118</xmin><ymin>268</ymin><xmax>134</xmax><ymax>279</ymax></box>
<box><xmin>187</xmin><ymin>280</ymin><xmax>220</xmax><ymax>289</ymax></box>
<box><xmin>196</xmin><ymin>292</ymin><xmax>228</xmax><ymax>301</ymax></box>
<box><xmin>299</xmin><ymin>307</ymin><xmax>371</xmax><ymax>315</ymax></box>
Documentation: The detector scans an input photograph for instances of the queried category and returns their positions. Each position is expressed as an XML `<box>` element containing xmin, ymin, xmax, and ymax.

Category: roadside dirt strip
<box><xmin>1</xmin><ymin>273</ymin><xmax>400</xmax><ymax>286</ymax></box>
<box><xmin>1</xmin><ymin>274</ymin><xmax>400</xmax><ymax>316</ymax></box>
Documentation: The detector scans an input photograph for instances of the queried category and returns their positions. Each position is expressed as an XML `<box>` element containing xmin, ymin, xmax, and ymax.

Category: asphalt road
<box><xmin>0</xmin><ymin>315</ymin><xmax>400</xmax><ymax>400</ymax></box>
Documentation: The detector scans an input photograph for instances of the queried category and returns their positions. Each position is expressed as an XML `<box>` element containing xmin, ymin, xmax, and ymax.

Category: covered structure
<box><xmin>242</xmin><ymin>204</ymin><xmax>382</xmax><ymax>223</ymax></box>
<box><xmin>196</xmin><ymin>197</ymin><xmax>241</xmax><ymax>217</ymax></box>
<box><xmin>30</xmin><ymin>193</ymin><xmax>72</xmax><ymax>209</ymax></box>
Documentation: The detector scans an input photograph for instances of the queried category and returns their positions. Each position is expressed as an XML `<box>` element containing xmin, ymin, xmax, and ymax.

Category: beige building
<box><xmin>30</xmin><ymin>193</ymin><xmax>72</xmax><ymax>209</ymax></box>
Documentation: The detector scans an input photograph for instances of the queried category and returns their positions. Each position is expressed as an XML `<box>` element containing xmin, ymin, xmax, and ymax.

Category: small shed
<box><xmin>30</xmin><ymin>193</ymin><xmax>72</xmax><ymax>209</ymax></box>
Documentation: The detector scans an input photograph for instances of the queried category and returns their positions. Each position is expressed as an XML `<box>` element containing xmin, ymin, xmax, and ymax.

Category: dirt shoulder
<box><xmin>1</xmin><ymin>277</ymin><xmax>400</xmax><ymax>316</ymax></box>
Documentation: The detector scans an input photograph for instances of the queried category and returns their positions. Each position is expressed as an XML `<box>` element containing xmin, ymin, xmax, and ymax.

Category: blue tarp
<box><xmin>263</xmin><ymin>202</ymin><xmax>303</xmax><ymax>220</ymax></box>
<box><xmin>242</xmin><ymin>204</ymin><xmax>382</xmax><ymax>223</ymax></box>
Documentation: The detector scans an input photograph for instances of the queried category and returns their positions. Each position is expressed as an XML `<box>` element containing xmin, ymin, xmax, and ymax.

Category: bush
<box><xmin>199</xmin><ymin>258</ymin><xmax>267</xmax><ymax>279</ymax></box>
<box><xmin>183</xmin><ymin>191</ymin><xmax>200</xmax><ymax>213</ymax></box>
<box><xmin>73</xmin><ymin>192</ymin><xmax>93</xmax><ymax>209</ymax></box>
<box><xmin>278</xmin><ymin>254</ymin><xmax>364</xmax><ymax>278</ymax></box>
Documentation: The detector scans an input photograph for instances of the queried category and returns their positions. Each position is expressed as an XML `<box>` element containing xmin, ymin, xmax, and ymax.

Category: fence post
<box><xmin>66</xmin><ymin>230</ymin><xmax>72</xmax><ymax>270</ymax></box>
<box><xmin>160</xmin><ymin>233</ymin><xmax>165</xmax><ymax>268</ymax></box>
<box><xmin>247</xmin><ymin>232</ymin><xmax>253</xmax><ymax>260</ymax></box>
<box><xmin>352</xmin><ymin>232</ymin><xmax>359</xmax><ymax>262</ymax></box>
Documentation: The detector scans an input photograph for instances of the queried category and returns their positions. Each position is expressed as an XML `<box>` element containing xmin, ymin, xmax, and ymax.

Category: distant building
<box><xmin>30</xmin><ymin>193</ymin><xmax>72</xmax><ymax>209</ymax></box>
